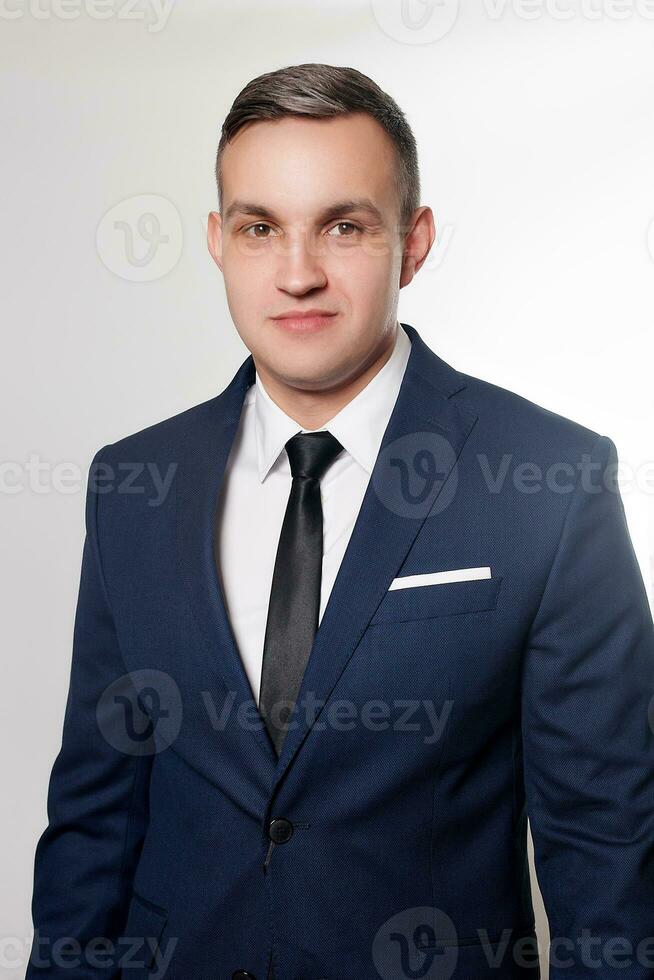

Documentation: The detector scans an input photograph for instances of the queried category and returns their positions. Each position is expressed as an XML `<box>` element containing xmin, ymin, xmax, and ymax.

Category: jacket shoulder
<box><xmin>93</xmin><ymin>392</ymin><xmax>227</xmax><ymax>463</ymax></box>
<box><xmin>456</xmin><ymin>368</ymin><xmax>607</xmax><ymax>458</ymax></box>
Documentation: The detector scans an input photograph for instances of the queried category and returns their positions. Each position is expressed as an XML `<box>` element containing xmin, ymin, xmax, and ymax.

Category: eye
<box><xmin>327</xmin><ymin>221</ymin><xmax>361</xmax><ymax>237</ymax></box>
<box><xmin>243</xmin><ymin>223</ymin><xmax>275</xmax><ymax>238</ymax></box>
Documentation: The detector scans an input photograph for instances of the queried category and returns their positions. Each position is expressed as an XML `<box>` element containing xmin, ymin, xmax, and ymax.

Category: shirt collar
<box><xmin>254</xmin><ymin>322</ymin><xmax>411</xmax><ymax>482</ymax></box>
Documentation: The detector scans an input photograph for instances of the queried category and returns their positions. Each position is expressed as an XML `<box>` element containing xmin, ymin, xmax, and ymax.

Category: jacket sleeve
<box><xmin>521</xmin><ymin>434</ymin><xmax>654</xmax><ymax>979</ymax></box>
<box><xmin>26</xmin><ymin>444</ymin><xmax>154</xmax><ymax>978</ymax></box>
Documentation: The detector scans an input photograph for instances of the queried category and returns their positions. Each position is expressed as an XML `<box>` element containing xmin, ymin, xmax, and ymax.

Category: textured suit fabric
<box><xmin>26</xmin><ymin>323</ymin><xmax>654</xmax><ymax>979</ymax></box>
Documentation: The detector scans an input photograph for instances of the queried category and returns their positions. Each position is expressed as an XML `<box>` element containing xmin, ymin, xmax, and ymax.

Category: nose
<box><xmin>274</xmin><ymin>232</ymin><xmax>327</xmax><ymax>296</ymax></box>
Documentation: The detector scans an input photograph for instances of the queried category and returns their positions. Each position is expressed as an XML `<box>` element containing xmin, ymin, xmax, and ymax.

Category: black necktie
<box><xmin>259</xmin><ymin>430</ymin><xmax>344</xmax><ymax>757</ymax></box>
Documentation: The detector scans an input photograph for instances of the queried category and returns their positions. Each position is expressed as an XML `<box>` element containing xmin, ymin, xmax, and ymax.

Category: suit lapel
<box><xmin>176</xmin><ymin>353</ymin><xmax>280</xmax><ymax>775</ymax></box>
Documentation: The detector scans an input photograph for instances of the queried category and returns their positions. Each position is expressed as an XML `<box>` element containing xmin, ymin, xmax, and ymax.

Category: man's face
<box><xmin>208</xmin><ymin>112</ymin><xmax>415</xmax><ymax>391</ymax></box>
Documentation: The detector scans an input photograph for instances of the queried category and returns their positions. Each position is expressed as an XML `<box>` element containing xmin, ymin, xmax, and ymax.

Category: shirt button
<box><xmin>268</xmin><ymin>817</ymin><xmax>294</xmax><ymax>844</ymax></box>
<box><xmin>232</xmin><ymin>972</ymin><xmax>256</xmax><ymax>980</ymax></box>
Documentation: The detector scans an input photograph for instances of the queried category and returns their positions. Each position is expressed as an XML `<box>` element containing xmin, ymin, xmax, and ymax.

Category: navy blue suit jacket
<box><xmin>27</xmin><ymin>323</ymin><xmax>654</xmax><ymax>979</ymax></box>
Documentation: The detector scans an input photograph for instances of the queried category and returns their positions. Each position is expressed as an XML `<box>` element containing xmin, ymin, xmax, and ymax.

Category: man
<box><xmin>27</xmin><ymin>63</ymin><xmax>654</xmax><ymax>980</ymax></box>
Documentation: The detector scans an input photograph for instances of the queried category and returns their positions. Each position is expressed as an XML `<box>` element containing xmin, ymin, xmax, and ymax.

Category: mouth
<box><xmin>270</xmin><ymin>311</ymin><xmax>339</xmax><ymax>334</ymax></box>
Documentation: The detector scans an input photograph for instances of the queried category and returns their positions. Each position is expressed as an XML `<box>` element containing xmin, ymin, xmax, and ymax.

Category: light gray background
<box><xmin>2</xmin><ymin>1</ymin><xmax>653</xmax><ymax>975</ymax></box>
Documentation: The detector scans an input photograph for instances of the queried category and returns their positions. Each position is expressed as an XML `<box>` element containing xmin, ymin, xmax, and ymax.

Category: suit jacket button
<box><xmin>268</xmin><ymin>817</ymin><xmax>294</xmax><ymax>843</ymax></box>
<box><xmin>232</xmin><ymin>972</ymin><xmax>256</xmax><ymax>980</ymax></box>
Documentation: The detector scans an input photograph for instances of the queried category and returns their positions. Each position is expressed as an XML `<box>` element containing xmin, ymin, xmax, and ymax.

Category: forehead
<box><xmin>220</xmin><ymin>112</ymin><xmax>400</xmax><ymax>217</ymax></box>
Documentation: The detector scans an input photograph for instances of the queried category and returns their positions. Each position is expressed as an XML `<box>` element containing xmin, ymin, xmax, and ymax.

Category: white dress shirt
<box><xmin>214</xmin><ymin>322</ymin><xmax>412</xmax><ymax>707</ymax></box>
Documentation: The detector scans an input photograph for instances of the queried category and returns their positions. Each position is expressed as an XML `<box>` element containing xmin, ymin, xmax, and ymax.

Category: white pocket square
<box><xmin>388</xmin><ymin>566</ymin><xmax>492</xmax><ymax>591</ymax></box>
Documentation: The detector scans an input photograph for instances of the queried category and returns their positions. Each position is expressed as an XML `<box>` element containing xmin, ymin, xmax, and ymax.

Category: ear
<box><xmin>399</xmin><ymin>206</ymin><xmax>436</xmax><ymax>288</ymax></box>
<box><xmin>207</xmin><ymin>210</ymin><xmax>224</xmax><ymax>271</ymax></box>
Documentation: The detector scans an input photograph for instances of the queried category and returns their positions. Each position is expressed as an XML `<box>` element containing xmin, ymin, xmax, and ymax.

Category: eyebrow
<box><xmin>223</xmin><ymin>198</ymin><xmax>385</xmax><ymax>226</ymax></box>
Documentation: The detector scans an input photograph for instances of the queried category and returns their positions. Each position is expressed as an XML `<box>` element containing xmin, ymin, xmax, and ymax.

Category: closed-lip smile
<box><xmin>271</xmin><ymin>309</ymin><xmax>339</xmax><ymax>333</ymax></box>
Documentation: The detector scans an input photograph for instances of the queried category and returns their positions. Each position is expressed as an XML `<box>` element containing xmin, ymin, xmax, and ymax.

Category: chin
<box><xmin>270</xmin><ymin>354</ymin><xmax>348</xmax><ymax>391</ymax></box>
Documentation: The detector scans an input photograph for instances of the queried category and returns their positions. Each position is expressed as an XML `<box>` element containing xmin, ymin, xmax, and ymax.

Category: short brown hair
<box><xmin>215</xmin><ymin>63</ymin><xmax>420</xmax><ymax>229</ymax></box>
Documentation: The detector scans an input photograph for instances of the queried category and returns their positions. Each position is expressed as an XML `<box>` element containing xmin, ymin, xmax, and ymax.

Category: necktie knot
<box><xmin>285</xmin><ymin>431</ymin><xmax>344</xmax><ymax>481</ymax></box>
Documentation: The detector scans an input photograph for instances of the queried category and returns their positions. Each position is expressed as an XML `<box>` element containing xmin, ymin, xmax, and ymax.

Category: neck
<box><xmin>255</xmin><ymin>324</ymin><xmax>399</xmax><ymax>430</ymax></box>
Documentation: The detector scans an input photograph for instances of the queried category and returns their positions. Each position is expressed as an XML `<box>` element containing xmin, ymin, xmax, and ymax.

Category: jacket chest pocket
<box><xmin>369</xmin><ymin>575</ymin><xmax>503</xmax><ymax>626</ymax></box>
